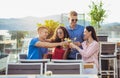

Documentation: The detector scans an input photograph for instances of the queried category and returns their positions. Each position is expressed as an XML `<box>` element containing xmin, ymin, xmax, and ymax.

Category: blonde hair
<box><xmin>69</xmin><ymin>11</ymin><xmax>78</xmax><ymax>16</ymax></box>
<box><xmin>37</xmin><ymin>26</ymin><xmax>48</xmax><ymax>32</ymax></box>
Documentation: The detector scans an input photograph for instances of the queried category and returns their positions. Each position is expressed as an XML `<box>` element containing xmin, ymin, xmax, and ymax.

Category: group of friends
<box><xmin>27</xmin><ymin>11</ymin><xmax>99</xmax><ymax>74</ymax></box>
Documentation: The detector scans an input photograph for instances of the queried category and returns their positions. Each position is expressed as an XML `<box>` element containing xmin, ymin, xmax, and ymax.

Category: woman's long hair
<box><xmin>50</xmin><ymin>26</ymin><xmax>70</xmax><ymax>48</ymax></box>
<box><xmin>51</xmin><ymin>26</ymin><xmax>70</xmax><ymax>42</ymax></box>
<box><xmin>86</xmin><ymin>26</ymin><xmax>98</xmax><ymax>42</ymax></box>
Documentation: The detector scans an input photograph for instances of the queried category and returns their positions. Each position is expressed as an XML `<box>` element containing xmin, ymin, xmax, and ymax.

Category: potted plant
<box><xmin>88</xmin><ymin>1</ymin><xmax>107</xmax><ymax>41</ymax></box>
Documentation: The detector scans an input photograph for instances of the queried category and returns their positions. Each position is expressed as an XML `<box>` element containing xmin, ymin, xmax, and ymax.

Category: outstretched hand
<box><xmin>69</xmin><ymin>43</ymin><xmax>77</xmax><ymax>49</ymax></box>
<box><xmin>61</xmin><ymin>41</ymin><xmax>70</xmax><ymax>47</ymax></box>
<box><xmin>61</xmin><ymin>40</ymin><xmax>79</xmax><ymax>50</ymax></box>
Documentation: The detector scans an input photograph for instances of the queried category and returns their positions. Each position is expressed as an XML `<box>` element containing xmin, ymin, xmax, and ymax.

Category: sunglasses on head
<box><xmin>71</xmin><ymin>19</ymin><xmax>78</xmax><ymax>22</ymax></box>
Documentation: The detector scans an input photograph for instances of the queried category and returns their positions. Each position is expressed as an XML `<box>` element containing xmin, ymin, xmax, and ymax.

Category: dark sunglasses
<box><xmin>71</xmin><ymin>19</ymin><xmax>78</xmax><ymax>22</ymax></box>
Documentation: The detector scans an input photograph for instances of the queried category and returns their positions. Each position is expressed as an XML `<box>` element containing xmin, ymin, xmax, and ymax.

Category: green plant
<box><xmin>37</xmin><ymin>20</ymin><xmax>64</xmax><ymax>38</ymax></box>
<box><xmin>89</xmin><ymin>1</ymin><xmax>106</xmax><ymax>29</ymax></box>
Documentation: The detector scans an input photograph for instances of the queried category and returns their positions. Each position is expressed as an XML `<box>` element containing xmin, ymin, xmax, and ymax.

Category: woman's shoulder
<box><xmin>93</xmin><ymin>40</ymin><xmax>99</xmax><ymax>46</ymax></box>
<box><xmin>82</xmin><ymin>40</ymin><xmax>99</xmax><ymax>45</ymax></box>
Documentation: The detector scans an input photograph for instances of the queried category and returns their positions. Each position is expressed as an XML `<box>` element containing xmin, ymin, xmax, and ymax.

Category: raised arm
<box><xmin>35</xmin><ymin>41</ymin><xmax>68</xmax><ymax>48</ymax></box>
<box><xmin>70</xmin><ymin>42</ymin><xmax>99</xmax><ymax>58</ymax></box>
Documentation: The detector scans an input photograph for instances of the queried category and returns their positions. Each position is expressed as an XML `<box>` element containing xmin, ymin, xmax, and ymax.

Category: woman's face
<box><xmin>57</xmin><ymin>29</ymin><xmax>64</xmax><ymax>39</ymax></box>
<box><xmin>83</xmin><ymin>28</ymin><xmax>91</xmax><ymax>40</ymax></box>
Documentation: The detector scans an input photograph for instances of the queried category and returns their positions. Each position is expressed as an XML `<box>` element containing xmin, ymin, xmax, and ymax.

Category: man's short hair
<box><xmin>37</xmin><ymin>26</ymin><xmax>48</xmax><ymax>32</ymax></box>
<box><xmin>69</xmin><ymin>11</ymin><xmax>78</xmax><ymax>16</ymax></box>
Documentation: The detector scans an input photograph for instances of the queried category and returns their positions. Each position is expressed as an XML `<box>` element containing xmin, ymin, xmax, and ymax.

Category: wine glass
<box><xmin>63</xmin><ymin>38</ymin><xmax>72</xmax><ymax>50</ymax></box>
<box><xmin>70</xmin><ymin>37</ymin><xmax>77</xmax><ymax>52</ymax></box>
<box><xmin>62</xmin><ymin>38</ymin><xmax>68</xmax><ymax>50</ymax></box>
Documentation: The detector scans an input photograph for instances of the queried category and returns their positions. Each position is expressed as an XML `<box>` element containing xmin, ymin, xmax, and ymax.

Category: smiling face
<box><xmin>68</xmin><ymin>11</ymin><xmax>78</xmax><ymax>27</ymax></box>
<box><xmin>68</xmin><ymin>16</ymin><xmax>78</xmax><ymax>27</ymax></box>
<box><xmin>38</xmin><ymin>28</ymin><xmax>49</xmax><ymax>39</ymax></box>
<box><xmin>57</xmin><ymin>28</ymin><xmax>64</xmax><ymax>39</ymax></box>
<box><xmin>83</xmin><ymin>28</ymin><xmax>91</xmax><ymax>40</ymax></box>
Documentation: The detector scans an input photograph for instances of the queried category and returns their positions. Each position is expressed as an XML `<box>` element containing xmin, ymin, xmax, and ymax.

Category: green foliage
<box><xmin>89</xmin><ymin>1</ymin><xmax>106</xmax><ymax>28</ymax></box>
<box><xmin>37</xmin><ymin>20</ymin><xmax>64</xmax><ymax>38</ymax></box>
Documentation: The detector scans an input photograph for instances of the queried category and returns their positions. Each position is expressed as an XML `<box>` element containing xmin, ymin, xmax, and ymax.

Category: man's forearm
<box><xmin>43</xmin><ymin>42</ymin><xmax>62</xmax><ymax>48</ymax></box>
<box><xmin>36</xmin><ymin>41</ymin><xmax>62</xmax><ymax>48</ymax></box>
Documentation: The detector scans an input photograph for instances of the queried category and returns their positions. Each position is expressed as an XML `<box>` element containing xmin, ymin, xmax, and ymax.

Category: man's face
<box><xmin>38</xmin><ymin>29</ymin><xmax>49</xmax><ymax>39</ymax></box>
<box><xmin>68</xmin><ymin>16</ymin><xmax>78</xmax><ymax>26</ymax></box>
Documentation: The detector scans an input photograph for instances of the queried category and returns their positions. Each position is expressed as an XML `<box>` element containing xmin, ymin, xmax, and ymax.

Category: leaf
<box><xmin>88</xmin><ymin>0</ymin><xmax>106</xmax><ymax>28</ymax></box>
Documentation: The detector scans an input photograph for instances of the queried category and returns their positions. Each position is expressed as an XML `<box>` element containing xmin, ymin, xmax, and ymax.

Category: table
<box><xmin>0</xmin><ymin>75</ymin><xmax>35</xmax><ymax>78</ymax></box>
<box><xmin>36</xmin><ymin>75</ymin><xmax>98</xmax><ymax>78</ymax></box>
<box><xmin>0</xmin><ymin>75</ymin><xmax>98</xmax><ymax>78</ymax></box>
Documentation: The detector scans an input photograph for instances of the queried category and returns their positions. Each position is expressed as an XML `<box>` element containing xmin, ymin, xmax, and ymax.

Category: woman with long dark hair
<box><xmin>50</xmin><ymin>26</ymin><xmax>70</xmax><ymax>59</ymax></box>
<box><xmin>70</xmin><ymin>26</ymin><xmax>99</xmax><ymax>74</ymax></box>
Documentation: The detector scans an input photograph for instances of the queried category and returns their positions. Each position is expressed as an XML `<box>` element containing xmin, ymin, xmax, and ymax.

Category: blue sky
<box><xmin>0</xmin><ymin>0</ymin><xmax>120</xmax><ymax>23</ymax></box>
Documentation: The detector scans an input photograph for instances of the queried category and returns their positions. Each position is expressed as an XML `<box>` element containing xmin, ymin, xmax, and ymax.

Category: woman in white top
<box><xmin>70</xmin><ymin>26</ymin><xmax>99</xmax><ymax>74</ymax></box>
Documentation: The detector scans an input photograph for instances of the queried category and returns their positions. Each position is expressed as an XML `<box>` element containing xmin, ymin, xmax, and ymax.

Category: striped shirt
<box><xmin>78</xmin><ymin>40</ymin><xmax>99</xmax><ymax>69</ymax></box>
